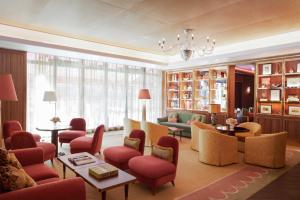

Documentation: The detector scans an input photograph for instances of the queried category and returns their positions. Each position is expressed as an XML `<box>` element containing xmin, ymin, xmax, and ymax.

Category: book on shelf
<box><xmin>89</xmin><ymin>163</ymin><xmax>118</xmax><ymax>180</ymax></box>
<box><xmin>68</xmin><ymin>155</ymin><xmax>96</xmax><ymax>166</ymax></box>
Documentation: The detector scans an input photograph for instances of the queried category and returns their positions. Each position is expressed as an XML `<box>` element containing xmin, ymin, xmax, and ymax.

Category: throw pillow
<box><xmin>168</xmin><ymin>113</ymin><xmax>178</xmax><ymax>123</ymax></box>
<box><xmin>191</xmin><ymin>114</ymin><xmax>202</xmax><ymax>122</ymax></box>
<box><xmin>0</xmin><ymin>165</ymin><xmax>36</xmax><ymax>192</ymax></box>
<box><xmin>0</xmin><ymin>149</ymin><xmax>22</xmax><ymax>169</ymax></box>
<box><xmin>124</xmin><ymin>137</ymin><xmax>141</xmax><ymax>151</ymax></box>
<box><xmin>152</xmin><ymin>145</ymin><xmax>174</xmax><ymax>162</ymax></box>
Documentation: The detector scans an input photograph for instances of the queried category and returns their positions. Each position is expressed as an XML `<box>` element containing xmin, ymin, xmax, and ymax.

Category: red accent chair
<box><xmin>11</xmin><ymin>131</ymin><xmax>56</xmax><ymax>162</ymax></box>
<box><xmin>0</xmin><ymin>147</ymin><xmax>86</xmax><ymax>200</ymax></box>
<box><xmin>59</xmin><ymin>118</ymin><xmax>87</xmax><ymax>145</ymax></box>
<box><xmin>70</xmin><ymin>125</ymin><xmax>104</xmax><ymax>155</ymax></box>
<box><xmin>3</xmin><ymin>120</ymin><xmax>41</xmax><ymax>149</ymax></box>
<box><xmin>128</xmin><ymin>136</ymin><xmax>179</xmax><ymax>194</ymax></box>
<box><xmin>103</xmin><ymin>130</ymin><xmax>145</xmax><ymax>170</ymax></box>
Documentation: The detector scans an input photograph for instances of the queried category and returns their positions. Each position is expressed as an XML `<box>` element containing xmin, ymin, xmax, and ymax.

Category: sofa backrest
<box><xmin>178</xmin><ymin>112</ymin><xmax>193</xmax><ymax>123</ymax></box>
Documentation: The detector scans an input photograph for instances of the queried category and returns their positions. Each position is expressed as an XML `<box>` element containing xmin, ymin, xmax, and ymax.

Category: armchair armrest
<box><xmin>0</xmin><ymin>178</ymin><xmax>85</xmax><ymax>200</ymax></box>
<box><xmin>157</xmin><ymin>116</ymin><xmax>168</xmax><ymax>123</ymax></box>
<box><xmin>9</xmin><ymin>147</ymin><xmax>44</xmax><ymax>166</ymax></box>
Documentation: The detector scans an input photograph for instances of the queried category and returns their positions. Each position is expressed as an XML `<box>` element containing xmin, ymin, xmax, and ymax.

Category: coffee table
<box><xmin>168</xmin><ymin>127</ymin><xmax>184</xmax><ymax>141</ymax></box>
<box><xmin>57</xmin><ymin>152</ymin><xmax>136</xmax><ymax>200</ymax></box>
<box><xmin>216</xmin><ymin>125</ymin><xmax>250</xmax><ymax>142</ymax></box>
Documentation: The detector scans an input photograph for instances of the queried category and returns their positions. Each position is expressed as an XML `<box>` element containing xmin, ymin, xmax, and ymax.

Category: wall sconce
<box><xmin>246</xmin><ymin>86</ymin><xmax>251</xmax><ymax>94</ymax></box>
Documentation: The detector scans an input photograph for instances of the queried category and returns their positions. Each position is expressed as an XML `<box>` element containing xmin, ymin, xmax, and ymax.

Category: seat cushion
<box><xmin>70</xmin><ymin>136</ymin><xmax>93</xmax><ymax>153</ymax></box>
<box><xmin>128</xmin><ymin>155</ymin><xmax>176</xmax><ymax>179</ymax></box>
<box><xmin>59</xmin><ymin>131</ymin><xmax>86</xmax><ymax>139</ymax></box>
<box><xmin>36</xmin><ymin>177</ymin><xmax>61</xmax><ymax>185</ymax></box>
<box><xmin>104</xmin><ymin>146</ymin><xmax>141</xmax><ymax>164</ymax></box>
<box><xmin>32</xmin><ymin>134</ymin><xmax>41</xmax><ymax>142</ymax></box>
<box><xmin>36</xmin><ymin>142</ymin><xmax>56</xmax><ymax>160</ymax></box>
<box><xmin>23</xmin><ymin>164</ymin><xmax>59</xmax><ymax>181</ymax></box>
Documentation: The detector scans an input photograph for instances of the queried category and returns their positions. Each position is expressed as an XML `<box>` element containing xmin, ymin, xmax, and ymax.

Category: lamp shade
<box><xmin>0</xmin><ymin>74</ymin><xmax>18</xmax><ymax>101</ymax></box>
<box><xmin>208</xmin><ymin>104</ymin><xmax>220</xmax><ymax>113</ymax></box>
<box><xmin>138</xmin><ymin>89</ymin><xmax>151</xmax><ymax>99</ymax></box>
<box><xmin>43</xmin><ymin>91</ymin><xmax>57</xmax><ymax>102</ymax></box>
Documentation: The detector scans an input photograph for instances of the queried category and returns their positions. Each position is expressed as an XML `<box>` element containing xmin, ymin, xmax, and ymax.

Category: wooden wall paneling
<box><xmin>283</xmin><ymin>116</ymin><xmax>300</xmax><ymax>146</ymax></box>
<box><xmin>227</xmin><ymin>65</ymin><xmax>235</xmax><ymax>118</ymax></box>
<box><xmin>0</xmin><ymin>48</ymin><xmax>27</xmax><ymax>129</ymax></box>
<box><xmin>255</xmin><ymin>114</ymin><xmax>283</xmax><ymax>133</ymax></box>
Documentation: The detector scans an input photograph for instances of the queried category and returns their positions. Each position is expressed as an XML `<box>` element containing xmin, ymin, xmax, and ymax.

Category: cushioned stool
<box><xmin>103</xmin><ymin>130</ymin><xmax>145</xmax><ymax>170</ymax></box>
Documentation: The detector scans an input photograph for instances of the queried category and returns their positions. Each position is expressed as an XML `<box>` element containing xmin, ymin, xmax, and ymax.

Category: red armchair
<box><xmin>59</xmin><ymin>118</ymin><xmax>87</xmax><ymax>146</ymax></box>
<box><xmin>0</xmin><ymin>147</ymin><xmax>86</xmax><ymax>200</ymax></box>
<box><xmin>103</xmin><ymin>130</ymin><xmax>145</xmax><ymax>170</ymax></box>
<box><xmin>3</xmin><ymin>120</ymin><xmax>41</xmax><ymax>149</ymax></box>
<box><xmin>11</xmin><ymin>131</ymin><xmax>56</xmax><ymax>162</ymax></box>
<box><xmin>128</xmin><ymin>136</ymin><xmax>179</xmax><ymax>194</ymax></box>
<box><xmin>70</xmin><ymin>125</ymin><xmax>104</xmax><ymax>155</ymax></box>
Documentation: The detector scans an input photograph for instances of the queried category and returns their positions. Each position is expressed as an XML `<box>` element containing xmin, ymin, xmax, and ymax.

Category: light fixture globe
<box><xmin>180</xmin><ymin>49</ymin><xmax>194</xmax><ymax>61</ymax></box>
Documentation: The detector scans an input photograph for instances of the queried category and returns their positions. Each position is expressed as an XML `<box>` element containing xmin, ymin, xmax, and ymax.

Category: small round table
<box><xmin>216</xmin><ymin>126</ymin><xmax>250</xmax><ymax>142</ymax></box>
<box><xmin>168</xmin><ymin>127</ymin><xmax>184</xmax><ymax>141</ymax></box>
<box><xmin>36</xmin><ymin>125</ymin><xmax>71</xmax><ymax>157</ymax></box>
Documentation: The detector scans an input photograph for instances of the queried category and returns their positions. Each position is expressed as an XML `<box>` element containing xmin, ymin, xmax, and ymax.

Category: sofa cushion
<box><xmin>70</xmin><ymin>136</ymin><xmax>93</xmax><ymax>150</ymax></box>
<box><xmin>36</xmin><ymin>177</ymin><xmax>61</xmax><ymax>185</ymax></box>
<box><xmin>0</xmin><ymin>165</ymin><xmax>36</xmax><ymax>192</ymax></box>
<box><xmin>104</xmin><ymin>146</ymin><xmax>141</xmax><ymax>164</ymax></box>
<box><xmin>178</xmin><ymin>112</ymin><xmax>193</xmax><ymax>123</ymax></box>
<box><xmin>152</xmin><ymin>145</ymin><xmax>173</xmax><ymax>162</ymax></box>
<box><xmin>191</xmin><ymin>114</ymin><xmax>206</xmax><ymax>123</ymax></box>
<box><xmin>59</xmin><ymin>131</ymin><xmax>86</xmax><ymax>139</ymax></box>
<box><xmin>124</xmin><ymin>137</ymin><xmax>140</xmax><ymax>151</ymax></box>
<box><xmin>129</xmin><ymin>155</ymin><xmax>176</xmax><ymax>179</ymax></box>
<box><xmin>0</xmin><ymin>149</ymin><xmax>22</xmax><ymax>169</ymax></box>
<box><xmin>23</xmin><ymin>164</ymin><xmax>58</xmax><ymax>181</ymax></box>
<box><xmin>167</xmin><ymin>113</ymin><xmax>178</xmax><ymax>123</ymax></box>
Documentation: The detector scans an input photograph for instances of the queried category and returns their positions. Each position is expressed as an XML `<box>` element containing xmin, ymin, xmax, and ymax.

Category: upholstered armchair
<box><xmin>245</xmin><ymin>132</ymin><xmax>287</xmax><ymax>168</ymax></box>
<box><xmin>59</xmin><ymin>118</ymin><xmax>87</xmax><ymax>145</ymax></box>
<box><xmin>191</xmin><ymin>121</ymin><xmax>215</xmax><ymax>151</ymax></box>
<box><xmin>145</xmin><ymin>122</ymin><xmax>168</xmax><ymax>146</ymax></box>
<box><xmin>199</xmin><ymin>129</ymin><xmax>238</xmax><ymax>166</ymax></box>
<box><xmin>70</xmin><ymin>125</ymin><xmax>104</xmax><ymax>155</ymax></box>
<box><xmin>236</xmin><ymin>122</ymin><xmax>262</xmax><ymax>152</ymax></box>
<box><xmin>3</xmin><ymin>120</ymin><xmax>41</xmax><ymax>149</ymax></box>
<box><xmin>123</xmin><ymin>118</ymin><xmax>141</xmax><ymax>135</ymax></box>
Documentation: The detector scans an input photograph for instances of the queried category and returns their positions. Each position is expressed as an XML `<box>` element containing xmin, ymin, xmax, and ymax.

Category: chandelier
<box><xmin>158</xmin><ymin>29</ymin><xmax>216</xmax><ymax>61</ymax></box>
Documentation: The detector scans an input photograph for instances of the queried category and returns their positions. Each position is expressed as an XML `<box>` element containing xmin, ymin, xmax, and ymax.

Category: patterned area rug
<box><xmin>175</xmin><ymin>149</ymin><xmax>300</xmax><ymax>200</ymax></box>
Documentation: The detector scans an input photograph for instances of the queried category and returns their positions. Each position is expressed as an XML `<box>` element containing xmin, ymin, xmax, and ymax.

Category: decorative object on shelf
<box><xmin>288</xmin><ymin>106</ymin><xmax>300</xmax><ymax>115</ymax></box>
<box><xmin>287</xmin><ymin>95</ymin><xmax>299</xmax><ymax>102</ymax></box>
<box><xmin>138</xmin><ymin>89</ymin><xmax>151</xmax><ymax>121</ymax></box>
<box><xmin>260</xmin><ymin>105</ymin><xmax>272</xmax><ymax>114</ymax></box>
<box><xmin>297</xmin><ymin>63</ymin><xmax>300</xmax><ymax>73</ymax></box>
<box><xmin>271</xmin><ymin>83</ymin><xmax>281</xmax><ymax>89</ymax></box>
<box><xmin>158</xmin><ymin>29</ymin><xmax>216</xmax><ymax>61</ymax></box>
<box><xmin>226</xmin><ymin>118</ymin><xmax>237</xmax><ymax>131</ymax></box>
<box><xmin>261</xmin><ymin>77</ymin><xmax>270</xmax><ymax>88</ymax></box>
<box><xmin>209</xmin><ymin>104</ymin><xmax>220</xmax><ymax>125</ymax></box>
<box><xmin>287</xmin><ymin>77</ymin><xmax>300</xmax><ymax>88</ymax></box>
<box><xmin>262</xmin><ymin>64</ymin><xmax>272</xmax><ymax>75</ymax></box>
<box><xmin>43</xmin><ymin>91</ymin><xmax>59</xmax><ymax>125</ymax></box>
<box><xmin>0</xmin><ymin>74</ymin><xmax>18</xmax><ymax>148</ymax></box>
<box><xmin>270</xmin><ymin>89</ymin><xmax>281</xmax><ymax>101</ymax></box>
<box><xmin>289</xmin><ymin>68</ymin><xmax>294</xmax><ymax>73</ymax></box>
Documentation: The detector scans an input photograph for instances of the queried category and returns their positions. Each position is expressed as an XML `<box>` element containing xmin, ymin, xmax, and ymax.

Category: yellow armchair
<box><xmin>245</xmin><ymin>132</ymin><xmax>287</xmax><ymax>168</ymax></box>
<box><xmin>191</xmin><ymin>121</ymin><xmax>215</xmax><ymax>151</ymax></box>
<box><xmin>199</xmin><ymin>129</ymin><xmax>238</xmax><ymax>166</ymax></box>
<box><xmin>145</xmin><ymin>122</ymin><xmax>168</xmax><ymax>146</ymax></box>
<box><xmin>123</xmin><ymin>118</ymin><xmax>141</xmax><ymax>135</ymax></box>
<box><xmin>236</xmin><ymin>122</ymin><xmax>262</xmax><ymax>152</ymax></box>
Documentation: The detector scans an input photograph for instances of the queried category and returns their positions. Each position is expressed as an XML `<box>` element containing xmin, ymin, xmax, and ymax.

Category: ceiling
<box><xmin>0</xmin><ymin>0</ymin><xmax>300</xmax><ymax>56</ymax></box>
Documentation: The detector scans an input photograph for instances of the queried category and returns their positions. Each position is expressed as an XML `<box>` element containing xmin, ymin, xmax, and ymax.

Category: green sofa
<box><xmin>157</xmin><ymin>112</ymin><xmax>206</xmax><ymax>138</ymax></box>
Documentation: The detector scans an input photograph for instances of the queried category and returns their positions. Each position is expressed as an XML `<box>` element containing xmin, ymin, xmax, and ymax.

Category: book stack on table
<box><xmin>89</xmin><ymin>163</ymin><xmax>119</xmax><ymax>180</ymax></box>
<box><xmin>68</xmin><ymin>155</ymin><xmax>96</xmax><ymax>166</ymax></box>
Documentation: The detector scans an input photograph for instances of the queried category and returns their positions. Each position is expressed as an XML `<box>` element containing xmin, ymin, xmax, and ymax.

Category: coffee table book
<box><xmin>89</xmin><ymin>163</ymin><xmax>118</xmax><ymax>180</ymax></box>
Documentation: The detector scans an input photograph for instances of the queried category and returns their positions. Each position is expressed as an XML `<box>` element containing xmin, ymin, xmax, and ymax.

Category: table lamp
<box><xmin>43</xmin><ymin>91</ymin><xmax>60</xmax><ymax>124</ymax></box>
<box><xmin>138</xmin><ymin>89</ymin><xmax>151</xmax><ymax>121</ymax></box>
<box><xmin>209</xmin><ymin>104</ymin><xmax>220</xmax><ymax>125</ymax></box>
<box><xmin>0</xmin><ymin>74</ymin><xmax>18</xmax><ymax>147</ymax></box>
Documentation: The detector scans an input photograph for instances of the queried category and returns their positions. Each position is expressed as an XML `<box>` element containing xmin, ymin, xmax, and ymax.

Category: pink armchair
<box><xmin>70</xmin><ymin>125</ymin><xmax>104</xmax><ymax>155</ymax></box>
<box><xmin>3</xmin><ymin>120</ymin><xmax>41</xmax><ymax>149</ymax></box>
<box><xmin>128</xmin><ymin>136</ymin><xmax>179</xmax><ymax>194</ymax></box>
<box><xmin>59</xmin><ymin>118</ymin><xmax>87</xmax><ymax>145</ymax></box>
<box><xmin>11</xmin><ymin>131</ymin><xmax>56</xmax><ymax>162</ymax></box>
<box><xmin>0</xmin><ymin>147</ymin><xmax>86</xmax><ymax>200</ymax></box>
<box><xmin>103</xmin><ymin>130</ymin><xmax>145</xmax><ymax>170</ymax></box>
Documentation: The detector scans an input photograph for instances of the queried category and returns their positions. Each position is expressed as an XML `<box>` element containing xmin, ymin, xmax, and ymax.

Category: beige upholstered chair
<box><xmin>236</xmin><ymin>122</ymin><xmax>262</xmax><ymax>152</ymax></box>
<box><xmin>191</xmin><ymin>121</ymin><xmax>215</xmax><ymax>151</ymax></box>
<box><xmin>145</xmin><ymin>122</ymin><xmax>168</xmax><ymax>146</ymax></box>
<box><xmin>199</xmin><ymin>129</ymin><xmax>238</xmax><ymax>166</ymax></box>
<box><xmin>245</xmin><ymin>132</ymin><xmax>287</xmax><ymax>168</ymax></box>
<box><xmin>124</xmin><ymin>118</ymin><xmax>141</xmax><ymax>135</ymax></box>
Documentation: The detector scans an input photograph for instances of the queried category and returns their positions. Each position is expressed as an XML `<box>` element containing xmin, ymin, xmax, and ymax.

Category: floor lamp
<box><xmin>0</xmin><ymin>74</ymin><xmax>18</xmax><ymax>148</ymax></box>
<box><xmin>43</xmin><ymin>91</ymin><xmax>59</xmax><ymax>124</ymax></box>
<box><xmin>138</xmin><ymin>89</ymin><xmax>151</xmax><ymax>145</ymax></box>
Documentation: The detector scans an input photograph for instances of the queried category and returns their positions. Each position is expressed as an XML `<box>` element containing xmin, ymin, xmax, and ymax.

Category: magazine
<box><xmin>68</xmin><ymin>155</ymin><xmax>96</xmax><ymax>166</ymax></box>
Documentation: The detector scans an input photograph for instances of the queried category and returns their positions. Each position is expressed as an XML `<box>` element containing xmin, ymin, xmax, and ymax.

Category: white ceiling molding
<box><xmin>0</xmin><ymin>24</ymin><xmax>168</xmax><ymax>65</ymax></box>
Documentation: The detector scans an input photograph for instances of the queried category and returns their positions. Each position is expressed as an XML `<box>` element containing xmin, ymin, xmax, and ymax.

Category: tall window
<box><xmin>27</xmin><ymin>53</ymin><xmax>162</xmax><ymax>132</ymax></box>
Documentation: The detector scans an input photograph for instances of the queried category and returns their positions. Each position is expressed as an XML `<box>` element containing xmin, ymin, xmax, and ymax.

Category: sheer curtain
<box><xmin>27</xmin><ymin>52</ymin><xmax>162</xmax><ymax>132</ymax></box>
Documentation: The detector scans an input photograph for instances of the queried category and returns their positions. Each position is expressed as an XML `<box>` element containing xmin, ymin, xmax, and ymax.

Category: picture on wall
<box><xmin>260</xmin><ymin>105</ymin><xmax>272</xmax><ymax>114</ymax></box>
<box><xmin>262</xmin><ymin>64</ymin><xmax>272</xmax><ymax>75</ymax></box>
<box><xmin>270</xmin><ymin>90</ymin><xmax>281</xmax><ymax>101</ymax></box>
<box><xmin>288</xmin><ymin>106</ymin><xmax>300</xmax><ymax>115</ymax></box>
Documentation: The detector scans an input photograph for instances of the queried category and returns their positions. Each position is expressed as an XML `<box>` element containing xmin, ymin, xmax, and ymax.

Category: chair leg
<box><xmin>151</xmin><ymin>188</ymin><xmax>156</xmax><ymax>195</ymax></box>
<box><xmin>171</xmin><ymin>181</ymin><xmax>175</xmax><ymax>186</ymax></box>
<box><xmin>60</xmin><ymin>143</ymin><xmax>63</xmax><ymax>147</ymax></box>
<box><xmin>50</xmin><ymin>159</ymin><xmax>54</xmax><ymax>165</ymax></box>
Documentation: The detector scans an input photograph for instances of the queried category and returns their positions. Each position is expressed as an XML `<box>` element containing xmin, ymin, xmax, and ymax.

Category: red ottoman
<box><xmin>59</xmin><ymin>118</ymin><xmax>86</xmax><ymax>145</ymax></box>
<box><xmin>128</xmin><ymin>136</ymin><xmax>179</xmax><ymax>194</ymax></box>
<box><xmin>103</xmin><ymin>130</ymin><xmax>145</xmax><ymax>170</ymax></box>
